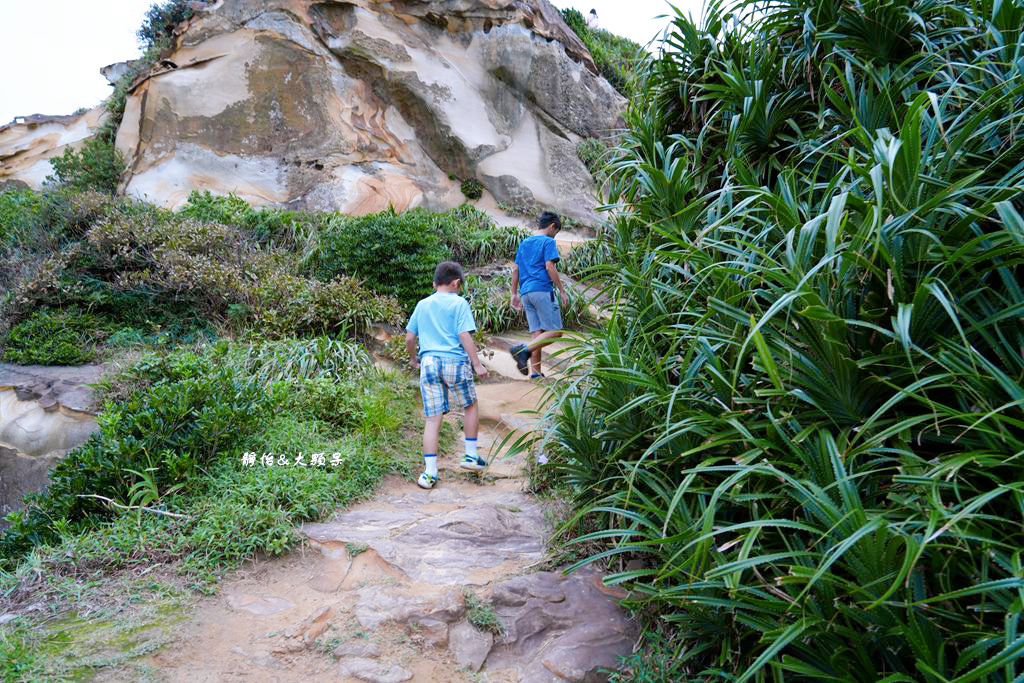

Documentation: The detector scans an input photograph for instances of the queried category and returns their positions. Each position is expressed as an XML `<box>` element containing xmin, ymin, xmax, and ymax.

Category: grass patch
<box><xmin>462</xmin><ymin>588</ymin><xmax>504</xmax><ymax>636</ymax></box>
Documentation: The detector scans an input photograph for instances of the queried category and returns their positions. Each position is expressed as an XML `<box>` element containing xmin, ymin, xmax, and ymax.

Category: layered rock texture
<box><xmin>0</xmin><ymin>363</ymin><xmax>103</xmax><ymax>527</ymax></box>
<box><xmin>0</xmin><ymin>0</ymin><xmax>624</xmax><ymax>223</ymax></box>
<box><xmin>0</xmin><ymin>108</ymin><xmax>110</xmax><ymax>190</ymax></box>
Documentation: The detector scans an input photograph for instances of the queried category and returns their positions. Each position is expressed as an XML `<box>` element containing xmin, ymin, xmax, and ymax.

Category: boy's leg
<box><xmin>418</xmin><ymin>356</ymin><xmax>448</xmax><ymax>487</ymax></box>
<box><xmin>524</xmin><ymin>291</ymin><xmax>564</xmax><ymax>376</ymax></box>
<box><xmin>463</xmin><ymin>400</ymin><xmax>479</xmax><ymax>440</ymax></box>
<box><xmin>422</xmin><ymin>414</ymin><xmax>443</xmax><ymax>457</ymax></box>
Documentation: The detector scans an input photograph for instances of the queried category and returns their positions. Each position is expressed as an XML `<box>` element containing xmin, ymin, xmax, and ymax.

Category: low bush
<box><xmin>316</xmin><ymin>209</ymin><xmax>454</xmax><ymax>312</ymax></box>
<box><xmin>560</xmin><ymin>9</ymin><xmax>644</xmax><ymax>97</ymax></box>
<box><xmin>460</xmin><ymin>178</ymin><xmax>484</xmax><ymax>200</ymax></box>
<box><xmin>0</xmin><ymin>349</ymin><xmax>272</xmax><ymax>567</ymax></box>
<box><xmin>0</xmin><ymin>308</ymin><xmax>107</xmax><ymax>365</ymax></box>
<box><xmin>179</xmin><ymin>190</ymin><xmax>323</xmax><ymax>250</ymax></box>
<box><xmin>10</xmin><ymin>209</ymin><xmax>400</xmax><ymax>339</ymax></box>
<box><xmin>0</xmin><ymin>341</ymin><xmax>410</xmax><ymax>576</ymax></box>
<box><xmin>47</xmin><ymin>137</ymin><xmax>125</xmax><ymax>195</ymax></box>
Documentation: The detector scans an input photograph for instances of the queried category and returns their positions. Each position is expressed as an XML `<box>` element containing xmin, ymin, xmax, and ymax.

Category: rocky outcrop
<box><xmin>0</xmin><ymin>0</ymin><xmax>623</xmax><ymax>224</ymax></box>
<box><xmin>0</xmin><ymin>108</ymin><xmax>110</xmax><ymax>190</ymax></box>
<box><xmin>0</xmin><ymin>363</ymin><xmax>104</xmax><ymax>526</ymax></box>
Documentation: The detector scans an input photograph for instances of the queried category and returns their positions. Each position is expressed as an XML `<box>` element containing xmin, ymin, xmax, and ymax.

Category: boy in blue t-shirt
<box><xmin>405</xmin><ymin>261</ymin><xmax>489</xmax><ymax>489</ymax></box>
<box><xmin>509</xmin><ymin>211</ymin><xmax>568</xmax><ymax>378</ymax></box>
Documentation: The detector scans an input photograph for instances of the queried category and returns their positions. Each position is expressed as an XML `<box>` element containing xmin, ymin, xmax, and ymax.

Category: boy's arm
<box><xmin>405</xmin><ymin>331</ymin><xmax>419</xmax><ymax>369</ymax></box>
<box><xmin>458</xmin><ymin>332</ymin><xmax>488</xmax><ymax>379</ymax></box>
<box><xmin>546</xmin><ymin>260</ymin><xmax>568</xmax><ymax>309</ymax></box>
<box><xmin>510</xmin><ymin>263</ymin><xmax>522</xmax><ymax>310</ymax></box>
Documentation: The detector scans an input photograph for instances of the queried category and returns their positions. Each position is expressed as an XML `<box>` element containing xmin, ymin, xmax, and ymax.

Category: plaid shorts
<box><xmin>419</xmin><ymin>355</ymin><xmax>477</xmax><ymax>417</ymax></box>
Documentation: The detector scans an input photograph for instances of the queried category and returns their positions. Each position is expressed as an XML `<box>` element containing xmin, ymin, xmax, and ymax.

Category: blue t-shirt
<box><xmin>406</xmin><ymin>292</ymin><xmax>477</xmax><ymax>360</ymax></box>
<box><xmin>515</xmin><ymin>234</ymin><xmax>560</xmax><ymax>294</ymax></box>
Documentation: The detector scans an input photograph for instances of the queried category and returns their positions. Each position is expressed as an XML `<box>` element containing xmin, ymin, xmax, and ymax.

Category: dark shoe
<box><xmin>509</xmin><ymin>344</ymin><xmax>530</xmax><ymax>375</ymax></box>
<box><xmin>530</xmin><ymin>373</ymin><xmax>545</xmax><ymax>380</ymax></box>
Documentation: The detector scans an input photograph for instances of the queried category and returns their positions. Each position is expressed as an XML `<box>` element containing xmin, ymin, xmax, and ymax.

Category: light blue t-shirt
<box><xmin>406</xmin><ymin>292</ymin><xmax>477</xmax><ymax>360</ymax></box>
<box><xmin>515</xmin><ymin>234</ymin><xmax>560</xmax><ymax>295</ymax></box>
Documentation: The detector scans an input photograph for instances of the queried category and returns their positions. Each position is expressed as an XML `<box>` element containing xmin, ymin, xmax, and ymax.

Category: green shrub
<box><xmin>137</xmin><ymin>0</ymin><xmax>194</xmax><ymax>50</ymax></box>
<box><xmin>560</xmin><ymin>9</ymin><xmax>644</xmax><ymax>97</ymax></box>
<box><xmin>316</xmin><ymin>209</ymin><xmax>454</xmax><ymax>312</ymax></box>
<box><xmin>12</xmin><ymin>209</ymin><xmax>400</xmax><ymax>339</ymax></box>
<box><xmin>47</xmin><ymin>137</ymin><xmax>125</xmax><ymax>194</ymax></box>
<box><xmin>576</xmin><ymin>138</ymin><xmax>610</xmax><ymax>182</ymax></box>
<box><xmin>0</xmin><ymin>308</ymin><xmax>106</xmax><ymax>365</ymax></box>
<box><xmin>460</xmin><ymin>178</ymin><xmax>484</xmax><ymax>200</ymax></box>
<box><xmin>0</xmin><ymin>349</ymin><xmax>272</xmax><ymax>566</ymax></box>
<box><xmin>179</xmin><ymin>190</ymin><xmax>322</xmax><ymax>250</ymax></box>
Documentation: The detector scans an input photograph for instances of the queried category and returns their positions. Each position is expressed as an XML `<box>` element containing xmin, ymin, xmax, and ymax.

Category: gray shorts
<box><xmin>522</xmin><ymin>290</ymin><xmax>563</xmax><ymax>332</ymax></box>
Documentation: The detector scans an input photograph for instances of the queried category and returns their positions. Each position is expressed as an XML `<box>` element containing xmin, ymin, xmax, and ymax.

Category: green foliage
<box><xmin>179</xmin><ymin>190</ymin><xmax>324</xmax><ymax>250</ymax></box>
<box><xmin>463</xmin><ymin>588</ymin><xmax>504</xmax><ymax>636</ymax></box>
<box><xmin>0</xmin><ymin>618</ymin><xmax>44</xmax><ymax>681</ymax></box>
<box><xmin>137</xmin><ymin>0</ymin><xmax>193</xmax><ymax>50</ymax></box>
<box><xmin>1</xmin><ymin>308</ymin><xmax>105</xmax><ymax>365</ymax></box>
<box><xmin>560</xmin><ymin>237</ymin><xmax>612</xmax><ymax>281</ymax></box>
<box><xmin>316</xmin><ymin>208</ymin><xmax>452</xmax><ymax>312</ymax></box>
<box><xmin>0</xmin><ymin>343</ymin><xmax>412</xmax><ymax>577</ymax></box>
<box><xmin>0</xmin><ymin>349</ymin><xmax>272</xmax><ymax>566</ymax></box>
<box><xmin>46</xmin><ymin>137</ymin><xmax>125</xmax><ymax>194</ymax></box>
<box><xmin>460</xmin><ymin>178</ymin><xmax>484</xmax><ymax>200</ymax></box>
<box><xmin>11</xmin><ymin>203</ymin><xmax>400</xmax><ymax>339</ymax></box>
<box><xmin>576</xmin><ymin>137</ymin><xmax>610</xmax><ymax>183</ymax></box>
<box><xmin>560</xmin><ymin>8</ymin><xmax>644</xmax><ymax>97</ymax></box>
<box><xmin>314</xmin><ymin>206</ymin><xmax>526</xmax><ymax>312</ymax></box>
<box><xmin>533</xmin><ymin>0</ymin><xmax>1024</xmax><ymax>680</ymax></box>
<box><xmin>464</xmin><ymin>271</ymin><xmax>589</xmax><ymax>334</ymax></box>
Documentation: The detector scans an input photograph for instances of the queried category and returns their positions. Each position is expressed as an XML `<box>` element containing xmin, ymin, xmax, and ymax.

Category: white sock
<box><xmin>465</xmin><ymin>437</ymin><xmax>478</xmax><ymax>459</ymax></box>
<box><xmin>423</xmin><ymin>454</ymin><xmax>438</xmax><ymax>477</ymax></box>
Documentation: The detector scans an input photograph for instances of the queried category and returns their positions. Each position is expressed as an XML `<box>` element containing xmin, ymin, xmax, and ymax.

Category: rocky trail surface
<box><xmin>142</xmin><ymin>370</ymin><xmax>637</xmax><ymax>682</ymax></box>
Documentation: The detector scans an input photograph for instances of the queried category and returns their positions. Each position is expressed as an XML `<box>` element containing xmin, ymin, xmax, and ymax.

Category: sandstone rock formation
<box><xmin>114</xmin><ymin>0</ymin><xmax>623</xmax><ymax>223</ymax></box>
<box><xmin>0</xmin><ymin>0</ymin><xmax>622</xmax><ymax>224</ymax></box>
<box><xmin>0</xmin><ymin>108</ymin><xmax>110</xmax><ymax>190</ymax></box>
<box><xmin>0</xmin><ymin>363</ymin><xmax>103</xmax><ymax>526</ymax></box>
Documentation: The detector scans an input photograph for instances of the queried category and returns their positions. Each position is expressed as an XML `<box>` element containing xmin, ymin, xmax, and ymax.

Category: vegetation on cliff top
<box><xmin>560</xmin><ymin>8</ymin><xmax>645</xmax><ymax>98</ymax></box>
<box><xmin>536</xmin><ymin>0</ymin><xmax>1024</xmax><ymax>679</ymax></box>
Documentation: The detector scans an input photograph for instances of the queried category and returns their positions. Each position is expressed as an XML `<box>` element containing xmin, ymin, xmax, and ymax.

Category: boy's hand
<box><xmin>474</xmin><ymin>362</ymin><xmax>488</xmax><ymax>379</ymax></box>
<box><xmin>560</xmin><ymin>290</ymin><xmax>569</xmax><ymax>309</ymax></box>
<box><xmin>410</xmin><ymin>358</ymin><xmax>420</xmax><ymax>369</ymax></box>
<box><xmin>510</xmin><ymin>293</ymin><xmax>522</xmax><ymax>311</ymax></box>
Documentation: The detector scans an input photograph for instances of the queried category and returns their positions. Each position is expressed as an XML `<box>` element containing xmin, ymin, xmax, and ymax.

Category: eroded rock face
<box><xmin>110</xmin><ymin>0</ymin><xmax>621</xmax><ymax>222</ymax></box>
<box><xmin>0</xmin><ymin>363</ymin><xmax>104</xmax><ymax>526</ymax></box>
<box><xmin>0</xmin><ymin>108</ymin><xmax>110</xmax><ymax>189</ymax></box>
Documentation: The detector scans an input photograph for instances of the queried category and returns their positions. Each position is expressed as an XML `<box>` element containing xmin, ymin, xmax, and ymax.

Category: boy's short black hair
<box><xmin>434</xmin><ymin>261</ymin><xmax>465</xmax><ymax>286</ymax></box>
<box><xmin>538</xmin><ymin>211</ymin><xmax>561</xmax><ymax>231</ymax></box>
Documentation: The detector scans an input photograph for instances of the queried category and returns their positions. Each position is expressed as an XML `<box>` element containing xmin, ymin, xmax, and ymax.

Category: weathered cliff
<box><xmin>0</xmin><ymin>108</ymin><xmax>110</xmax><ymax>190</ymax></box>
<box><xmin>2</xmin><ymin>0</ymin><xmax>624</xmax><ymax>224</ymax></box>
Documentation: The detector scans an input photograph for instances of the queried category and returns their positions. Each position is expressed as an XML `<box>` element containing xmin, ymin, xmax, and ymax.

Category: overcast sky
<box><xmin>0</xmin><ymin>0</ymin><xmax>704</xmax><ymax>126</ymax></box>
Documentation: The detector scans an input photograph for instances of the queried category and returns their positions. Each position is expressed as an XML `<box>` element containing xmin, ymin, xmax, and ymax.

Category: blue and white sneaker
<box><xmin>417</xmin><ymin>472</ymin><xmax>439</xmax><ymax>489</ymax></box>
<box><xmin>460</xmin><ymin>455</ymin><xmax>487</xmax><ymax>472</ymax></box>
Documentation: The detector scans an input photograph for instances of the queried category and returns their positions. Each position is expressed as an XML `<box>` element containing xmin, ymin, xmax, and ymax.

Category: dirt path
<box><xmin>142</xmin><ymin>367</ymin><xmax>636</xmax><ymax>682</ymax></box>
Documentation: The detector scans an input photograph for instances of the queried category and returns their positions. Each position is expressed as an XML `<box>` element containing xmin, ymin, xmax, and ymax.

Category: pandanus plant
<box><xmin>521</xmin><ymin>0</ymin><xmax>1024</xmax><ymax>679</ymax></box>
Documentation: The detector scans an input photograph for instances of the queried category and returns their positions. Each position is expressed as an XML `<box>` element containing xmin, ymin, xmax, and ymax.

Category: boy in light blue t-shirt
<box><xmin>405</xmin><ymin>261</ymin><xmax>489</xmax><ymax>489</ymax></box>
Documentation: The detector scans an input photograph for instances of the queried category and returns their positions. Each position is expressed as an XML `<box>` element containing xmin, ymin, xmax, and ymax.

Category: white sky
<box><xmin>0</xmin><ymin>0</ymin><xmax>704</xmax><ymax>126</ymax></box>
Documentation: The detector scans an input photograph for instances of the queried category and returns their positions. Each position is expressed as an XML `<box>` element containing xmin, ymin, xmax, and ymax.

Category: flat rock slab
<box><xmin>302</xmin><ymin>487</ymin><xmax>546</xmax><ymax>584</ymax></box>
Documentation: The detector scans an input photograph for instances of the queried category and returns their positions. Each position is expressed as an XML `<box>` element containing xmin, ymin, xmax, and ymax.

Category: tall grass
<box><xmin>533</xmin><ymin>0</ymin><xmax>1024</xmax><ymax>679</ymax></box>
